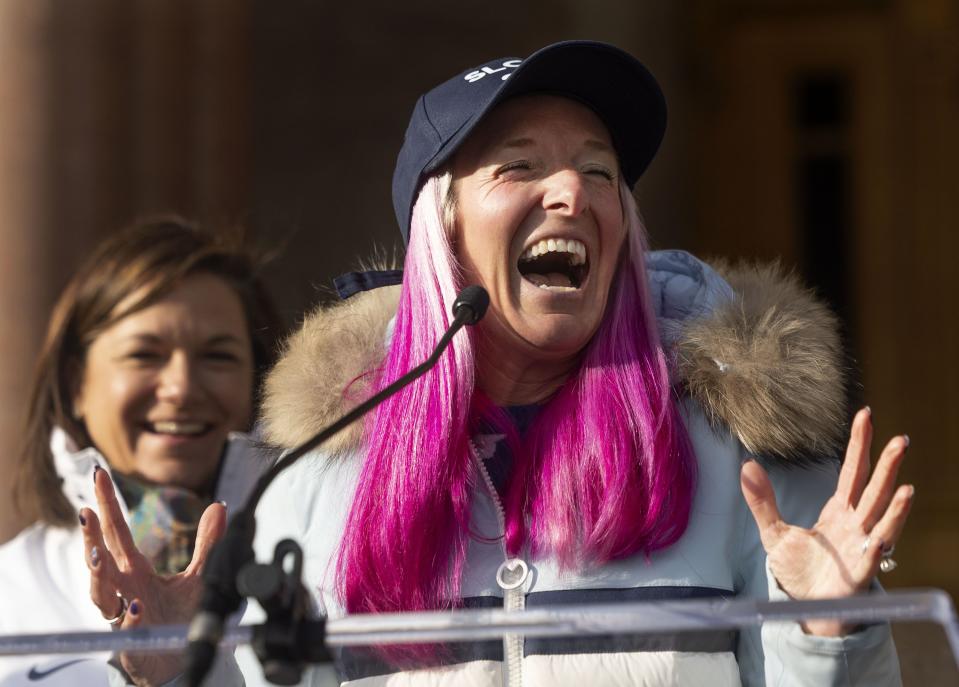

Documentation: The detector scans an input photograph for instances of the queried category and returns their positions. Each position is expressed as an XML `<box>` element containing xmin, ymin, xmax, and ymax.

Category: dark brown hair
<box><xmin>13</xmin><ymin>216</ymin><xmax>281</xmax><ymax>527</ymax></box>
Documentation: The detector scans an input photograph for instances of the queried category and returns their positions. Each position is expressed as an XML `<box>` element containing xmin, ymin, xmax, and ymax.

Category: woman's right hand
<box><xmin>80</xmin><ymin>467</ymin><xmax>227</xmax><ymax>686</ymax></box>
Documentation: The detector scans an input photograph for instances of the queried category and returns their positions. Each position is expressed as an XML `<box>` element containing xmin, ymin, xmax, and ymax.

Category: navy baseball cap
<box><xmin>391</xmin><ymin>40</ymin><xmax>667</xmax><ymax>243</ymax></box>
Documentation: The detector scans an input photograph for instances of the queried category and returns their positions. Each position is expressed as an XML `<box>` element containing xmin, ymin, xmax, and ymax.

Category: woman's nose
<box><xmin>156</xmin><ymin>353</ymin><xmax>195</xmax><ymax>404</ymax></box>
<box><xmin>541</xmin><ymin>169</ymin><xmax>589</xmax><ymax>216</ymax></box>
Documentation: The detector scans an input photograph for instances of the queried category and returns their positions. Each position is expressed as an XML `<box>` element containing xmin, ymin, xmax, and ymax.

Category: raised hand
<box><xmin>740</xmin><ymin>407</ymin><xmax>913</xmax><ymax>636</ymax></box>
<box><xmin>79</xmin><ymin>467</ymin><xmax>226</xmax><ymax>685</ymax></box>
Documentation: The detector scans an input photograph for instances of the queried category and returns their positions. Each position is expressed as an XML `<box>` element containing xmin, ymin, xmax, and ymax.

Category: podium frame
<box><xmin>1</xmin><ymin>589</ymin><xmax>956</xmax><ymax>670</ymax></box>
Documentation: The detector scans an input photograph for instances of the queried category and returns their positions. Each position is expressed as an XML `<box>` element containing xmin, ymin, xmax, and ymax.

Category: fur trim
<box><xmin>676</xmin><ymin>261</ymin><xmax>847</xmax><ymax>463</ymax></box>
<box><xmin>260</xmin><ymin>286</ymin><xmax>400</xmax><ymax>454</ymax></box>
<box><xmin>262</xmin><ymin>263</ymin><xmax>847</xmax><ymax>464</ymax></box>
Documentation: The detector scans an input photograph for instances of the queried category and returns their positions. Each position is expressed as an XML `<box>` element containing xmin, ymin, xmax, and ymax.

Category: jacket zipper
<box><xmin>470</xmin><ymin>439</ymin><xmax>528</xmax><ymax>687</ymax></box>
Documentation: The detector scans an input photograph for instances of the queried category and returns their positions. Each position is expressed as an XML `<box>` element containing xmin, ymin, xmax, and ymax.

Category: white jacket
<box><xmin>219</xmin><ymin>252</ymin><xmax>902</xmax><ymax>687</ymax></box>
<box><xmin>0</xmin><ymin>429</ymin><xmax>267</xmax><ymax>686</ymax></box>
<box><xmin>238</xmin><ymin>403</ymin><xmax>900</xmax><ymax>687</ymax></box>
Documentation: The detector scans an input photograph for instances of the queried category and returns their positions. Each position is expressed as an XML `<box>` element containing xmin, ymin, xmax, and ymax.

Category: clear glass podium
<box><xmin>1</xmin><ymin>589</ymin><xmax>956</xmax><ymax>685</ymax></box>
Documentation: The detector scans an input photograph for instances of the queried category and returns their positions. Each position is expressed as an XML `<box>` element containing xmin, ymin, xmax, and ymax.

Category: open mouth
<box><xmin>518</xmin><ymin>238</ymin><xmax>589</xmax><ymax>290</ymax></box>
<box><xmin>145</xmin><ymin>420</ymin><xmax>211</xmax><ymax>437</ymax></box>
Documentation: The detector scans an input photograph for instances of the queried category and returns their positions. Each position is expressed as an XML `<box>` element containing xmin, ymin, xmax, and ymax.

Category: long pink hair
<box><xmin>336</xmin><ymin>173</ymin><xmax>695</xmax><ymax>616</ymax></box>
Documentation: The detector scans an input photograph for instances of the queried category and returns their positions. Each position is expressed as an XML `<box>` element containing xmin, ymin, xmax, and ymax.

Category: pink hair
<box><xmin>336</xmin><ymin>175</ymin><xmax>695</xmax><ymax>618</ymax></box>
<box><xmin>503</xmin><ymin>189</ymin><xmax>695</xmax><ymax>565</ymax></box>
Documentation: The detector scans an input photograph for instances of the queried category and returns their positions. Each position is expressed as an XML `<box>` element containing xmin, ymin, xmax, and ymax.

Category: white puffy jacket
<box><xmin>218</xmin><ymin>252</ymin><xmax>901</xmax><ymax>687</ymax></box>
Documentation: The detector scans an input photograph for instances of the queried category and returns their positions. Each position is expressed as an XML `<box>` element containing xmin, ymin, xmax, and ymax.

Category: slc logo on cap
<box><xmin>463</xmin><ymin>59</ymin><xmax>522</xmax><ymax>83</ymax></box>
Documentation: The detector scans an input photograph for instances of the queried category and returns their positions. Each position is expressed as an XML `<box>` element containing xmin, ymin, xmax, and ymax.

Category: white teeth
<box><xmin>519</xmin><ymin>238</ymin><xmax>587</xmax><ymax>265</ymax></box>
<box><xmin>151</xmin><ymin>421</ymin><xmax>207</xmax><ymax>436</ymax></box>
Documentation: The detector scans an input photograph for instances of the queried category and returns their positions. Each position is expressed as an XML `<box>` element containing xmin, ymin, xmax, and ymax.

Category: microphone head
<box><xmin>452</xmin><ymin>286</ymin><xmax>489</xmax><ymax>325</ymax></box>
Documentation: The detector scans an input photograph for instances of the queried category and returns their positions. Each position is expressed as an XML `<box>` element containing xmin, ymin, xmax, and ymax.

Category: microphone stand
<box><xmin>186</xmin><ymin>286</ymin><xmax>490</xmax><ymax>686</ymax></box>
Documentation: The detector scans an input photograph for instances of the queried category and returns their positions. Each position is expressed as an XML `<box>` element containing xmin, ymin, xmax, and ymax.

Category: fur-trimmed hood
<box><xmin>261</xmin><ymin>250</ymin><xmax>847</xmax><ymax>463</ymax></box>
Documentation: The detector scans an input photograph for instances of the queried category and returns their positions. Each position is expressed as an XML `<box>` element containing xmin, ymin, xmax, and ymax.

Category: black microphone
<box><xmin>185</xmin><ymin>286</ymin><xmax>489</xmax><ymax>686</ymax></box>
<box><xmin>452</xmin><ymin>285</ymin><xmax>489</xmax><ymax>325</ymax></box>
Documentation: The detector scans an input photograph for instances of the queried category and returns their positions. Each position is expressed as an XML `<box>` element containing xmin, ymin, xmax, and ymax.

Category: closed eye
<box><xmin>583</xmin><ymin>164</ymin><xmax>615</xmax><ymax>181</ymax></box>
<box><xmin>496</xmin><ymin>160</ymin><xmax>533</xmax><ymax>176</ymax></box>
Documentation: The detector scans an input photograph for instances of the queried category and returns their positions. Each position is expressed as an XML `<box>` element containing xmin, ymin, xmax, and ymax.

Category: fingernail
<box><xmin>218</xmin><ymin>500</ymin><xmax>228</xmax><ymax>509</ymax></box>
<box><xmin>129</xmin><ymin>600</ymin><xmax>140</xmax><ymax>616</ymax></box>
<box><xmin>903</xmin><ymin>434</ymin><xmax>910</xmax><ymax>449</ymax></box>
<box><xmin>78</xmin><ymin>512</ymin><xmax>86</xmax><ymax>527</ymax></box>
<box><xmin>906</xmin><ymin>484</ymin><xmax>916</xmax><ymax>498</ymax></box>
<box><xmin>863</xmin><ymin>405</ymin><xmax>872</xmax><ymax>416</ymax></box>
<box><xmin>93</xmin><ymin>465</ymin><xmax>101</xmax><ymax>486</ymax></box>
<box><xmin>90</xmin><ymin>545</ymin><xmax>100</xmax><ymax>567</ymax></box>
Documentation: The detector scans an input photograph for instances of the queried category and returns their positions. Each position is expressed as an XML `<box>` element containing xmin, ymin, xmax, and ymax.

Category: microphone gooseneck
<box><xmin>185</xmin><ymin>286</ymin><xmax>489</xmax><ymax>686</ymax></box>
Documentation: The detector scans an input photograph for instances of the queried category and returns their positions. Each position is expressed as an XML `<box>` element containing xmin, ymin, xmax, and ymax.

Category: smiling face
<box><xmin>451</xmin><ymin>95</ymin><xmax>626</xmax><ymax>365</ymax></box>
<box><xmin>73</xmin><ymin>272</ymin><xmax>254</xmax><ymax>491</ymax></box>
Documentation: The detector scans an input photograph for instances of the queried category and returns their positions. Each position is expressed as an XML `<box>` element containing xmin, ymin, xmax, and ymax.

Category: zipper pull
<box><xmin>496</xmin><ymin>558</ymin><xmax>529</xmax><ymax>687</ymax></box>
<box><xmin>496</xmin><ymin>558</ymin><xmax>529</xmax><ymax>596</ymax></box>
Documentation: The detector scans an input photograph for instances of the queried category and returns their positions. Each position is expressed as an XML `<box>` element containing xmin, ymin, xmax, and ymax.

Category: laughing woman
<box><xmin>249</xmin><ymin>41</ymin><xmax>911</xmax><ymax>686</ymax></box>
<box><xmin>0</xmin><ymin>218</ymin><xmax>279</xmax><ymax>686</ymax></box>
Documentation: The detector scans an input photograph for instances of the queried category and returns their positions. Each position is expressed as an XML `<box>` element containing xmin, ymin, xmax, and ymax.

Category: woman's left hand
<box><xmin>740</xmin><ymin>407</ymin><xmax>914</xmax><ymax>636</ymax></box>
<box><xmin>80</xmin><ymin>467</ymin><xmax>227</xmax><ymax>685</ymax></box>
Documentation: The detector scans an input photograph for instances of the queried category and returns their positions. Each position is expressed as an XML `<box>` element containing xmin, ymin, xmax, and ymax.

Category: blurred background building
<box><xmin>0</xmin><ymin>0</ymin><xmax>955</xmax><ymax>680</ymax></box>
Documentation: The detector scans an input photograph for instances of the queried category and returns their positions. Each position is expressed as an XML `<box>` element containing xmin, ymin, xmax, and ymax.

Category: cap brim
<box><xmin>423</xmin><ymin>40</ymin><xmax>666</xmax><ymax>187</ymax></box>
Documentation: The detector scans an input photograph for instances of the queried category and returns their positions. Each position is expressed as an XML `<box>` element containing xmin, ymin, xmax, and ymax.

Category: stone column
<box><xmin>0</xmin><ymin>0</ymin><xmax>56</xmax><ymax>541</ymax></box>
<box><xmin>0</xmin><ymin>0</ymin><xmax>251</xmax><ymax>542</ymax></box>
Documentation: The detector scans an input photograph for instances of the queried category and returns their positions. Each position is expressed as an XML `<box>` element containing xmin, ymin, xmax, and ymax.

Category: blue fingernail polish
<box><xmin>129</xmin><ymin>600</ymin><xmax>140</xmax><ymax>615</ymax></box>
<box><xmin>78</xmin><ymin>513</ymin><xmax>86</xmax><ymax>527</ymax></box>
<box><xmin>90</xmin><ymin>545</ymin><xmax>100</xmax><ymax>567</ymax></box>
